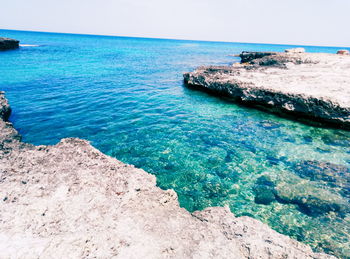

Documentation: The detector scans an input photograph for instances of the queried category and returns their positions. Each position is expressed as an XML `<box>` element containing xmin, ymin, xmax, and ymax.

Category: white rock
<box><xmin>285</xmin><ymin>47</ymin><xmax>306</xmax><ymax>53</ymax></box>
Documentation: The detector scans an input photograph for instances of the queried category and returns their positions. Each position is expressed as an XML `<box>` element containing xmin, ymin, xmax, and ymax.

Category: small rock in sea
<box><xmin>254</xmin><ymin>185</ymin><xmax>276</xmax><ymax>205</ymax></box>
<box><xmin>259</xmin><ymin>120</ymin><xmax>281</xmax><ymax>130</ymax></box>
<box><xmin>266</xmin><ymin>155</ymin><xmax>280</xmax><ymax>166</ymax></box>
<box><xmin>302</xmin><ymin>136</ymin><xmax>313</xmax><ymax>143</ymax></box>
<box><xmin>285</xmin><ymin>48</ymin><xmax>306</xmax><ymax>53</ymax></box>
<box><xmin>253</xmin><ymin>175</ymin><xmax>276</xmax><ymax>205</ymax></box>
<box><xmin>336</xmin><ymin>50</ymin><xmax>349</xmax><ymax>55</ymax></box>
<box><xmin>0</xmin><ymin>37</ymin><xmax>20</xmax><ymax>50</ymax></box>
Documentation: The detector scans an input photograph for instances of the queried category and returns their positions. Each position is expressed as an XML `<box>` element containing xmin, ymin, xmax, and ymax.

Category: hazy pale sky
<box><xmin>1</xmin><ymin>0</ymin><xmax>350</xmax><ymax>46</ymax></box>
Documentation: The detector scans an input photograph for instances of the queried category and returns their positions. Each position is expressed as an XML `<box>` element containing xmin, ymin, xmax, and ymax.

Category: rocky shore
<box><xmin>0</xmin><ymin>91</ymin><xmax>336</xmax><ymax>258</ymax></box>
<box><xmin>184</xmin><ymin>51</ymin><xmax>350</xmax><ymax>129</ymax></box>
<box><xmin>0</xmin><ymin>37</ymin><xmax>19</xmax><ymax>50</ymax></box>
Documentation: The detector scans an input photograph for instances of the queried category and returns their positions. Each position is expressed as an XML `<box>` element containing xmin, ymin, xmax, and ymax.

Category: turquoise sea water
<box><xmin>1</xmin><ymin>29</ymin><xmax>350</xmax><ymax>258</ymax></box>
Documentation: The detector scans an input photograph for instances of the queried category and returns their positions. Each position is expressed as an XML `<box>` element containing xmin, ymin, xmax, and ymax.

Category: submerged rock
<box><xmin>274</xmin><ymin>179</ymin><xmax>350</xmax><ymax>217</ymax></box>
<box><xmin>254</xmin><ymin>171</ymin><xmax>350</xmax><ymax>217</ymax></box>
<box><xmin>253</xmin><ymin>175</ymin><xmax>276</xmax><ymax>205</ymax></box>
<box><xmin>259</xmin><ymin>120</ymin><xmax>282</xmax><ymax>130</ymax></box>
<box><xmin>0</xmin><ymin>37</ymin><xmax>19</xmax><ymax>50</ymax></box>
<box><xmin>0</xmin><ymin>92</ymin><xmax>336</xmax><ymax>258</ymax></box>
<box><xmin>184</xmin><ymin>51</ymin><xmax>350</xmax><ymax>129</ymax></box>
<box><xmin>321</xmin><ymin>132</ymin><xmax>350</xmax><ymax>147</ymax></box>
<box><xmin>293</xmin><ymin>160</ymin><xmax>350</xmax><ymax>181</ymax></box>
<box><xmin>293</xmin><ymin>160</ymin><xmax>350</xmax><ymax>197</ymax></box>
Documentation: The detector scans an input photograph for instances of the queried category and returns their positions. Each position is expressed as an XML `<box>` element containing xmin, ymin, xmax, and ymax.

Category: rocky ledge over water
<box><xmin>0</xmin><ymin>37</ymin><xmax>19</xmax><ymax>50</ymax></box>
<box><xmin>184</xmin><ymin>50</ymin><xmax>350</xmax><ymax>129</ymax></box>
<box><xmin>0</xmin><ymin>91</ymin><xmax>336</xmax><ymax>258</ymax></box>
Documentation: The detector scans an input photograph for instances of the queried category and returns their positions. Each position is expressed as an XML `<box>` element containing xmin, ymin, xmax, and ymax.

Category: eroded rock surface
<box><xmin>184</xmin><ymin>51</ymin><xmax>350</xmax><ymax>129</ymax></box>
<box><xmin>0</xmin><ymin>92</ymin><xmax>336</xmax><ymax>258</ymax></box>
<box><xmin>0</xmin><ymin>37</ymin><xmax>19</xmax><ymax>50</ymax></box>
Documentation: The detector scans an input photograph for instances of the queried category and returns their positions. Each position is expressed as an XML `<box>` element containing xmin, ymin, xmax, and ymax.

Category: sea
<box><xmin>1</xmin><ymin>29</ymin><xmax>349</xmax><ymax>258</ymax></box>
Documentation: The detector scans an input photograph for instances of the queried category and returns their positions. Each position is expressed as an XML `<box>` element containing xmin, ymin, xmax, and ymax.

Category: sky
<box><xmin>1</xmin><ymin>0</ymin><xmax>350</xmax><ymax>47</ymax></box>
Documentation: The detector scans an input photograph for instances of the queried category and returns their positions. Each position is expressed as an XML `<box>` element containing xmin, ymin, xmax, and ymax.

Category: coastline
<box><xmin>0</xmin><ymin>91</ymin><xmax>336</xmax><ymax>258</ymax></box>
<box><xmin>184</xmin><ymin>51</ymin><xmax>350</xmax><ymax>129</ymax></box>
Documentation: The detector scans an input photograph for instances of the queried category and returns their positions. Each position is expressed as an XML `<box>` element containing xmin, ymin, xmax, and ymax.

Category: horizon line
<box><xmin>1</xmin><ymin>28</ymin><xmax>350</xmax><ymax>49</ymax></box>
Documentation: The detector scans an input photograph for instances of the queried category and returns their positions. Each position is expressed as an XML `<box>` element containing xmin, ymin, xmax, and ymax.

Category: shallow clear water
<box><xmin>1</xmin><ymin>29</ymin><xmax>350</xmax><ymax>258</ymax></box>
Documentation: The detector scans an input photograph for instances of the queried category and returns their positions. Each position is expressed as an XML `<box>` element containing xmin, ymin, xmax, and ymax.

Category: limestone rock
<box><xmin>0</xmin><ymin>37</ymin><xmax>19</xmax><ymax>50</ymax></box>
<box><xmin>0</xmin><ymin>91</ymin><xmax>11</xmax><ymax>120</ymax></box>
<box><xmin>239</xmin><ymin>51</ymin><xmax>276</xmax><ymax>63</ymax></box>
<box><xmin>0</xmin><ymin>92</ymin><xmax>336</xmax><ymax>258</ymax></box>
<box><xmin>184</xmin><ymin>51</ymin><xmax>350</xmax><ymax>129</ymax></box>
<box><xmin>285</xmin><ymin>48</ymin><xmax>306</xmax><ymax>53</ymax></box>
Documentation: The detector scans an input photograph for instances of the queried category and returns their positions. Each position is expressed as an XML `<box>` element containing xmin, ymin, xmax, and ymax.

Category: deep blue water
<box><xmin>1</xmin><ymin>29</ymin><xmax>350</xmax><ymax>257</ymax></box>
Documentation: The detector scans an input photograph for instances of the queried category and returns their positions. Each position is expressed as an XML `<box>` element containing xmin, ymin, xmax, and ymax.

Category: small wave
<box><xmin>20</xmin><ymin>44</ymin><xmax>40</xmax><ymax>47</ymax></box>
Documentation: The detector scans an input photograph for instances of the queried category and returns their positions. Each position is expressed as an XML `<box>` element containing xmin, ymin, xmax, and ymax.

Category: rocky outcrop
<box><xmin>239</xmin><ymin>51</ymin><xmax>276</xmax><ymax>63</ymax></box>
<box><xmin>0</xmin><ymin>37</ymin><xmax>19</xmax><ymax>50</ymax></box>
<box><xmin>337</xmin><ymin>50</ymin><xmax>349</xmax><ymax>55</ymax></box>
<box><xmin>285</xmin><ymin>48</ymin><xmax>305</xmax><ymax>53</ymax></box>
<box><xmin>0</xmin><ymin>91</ymin><xmax>11</xmax><ymax>120</ymax></box>
<box><xmin>0</xmin><ymin>92</ymin><xmax>336</xmax><ymax>258</ymax></box>
<box><xmin>184</xmin><ymin>51</ymin><xmax>350</xmax><ymax>129</ymax></box>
